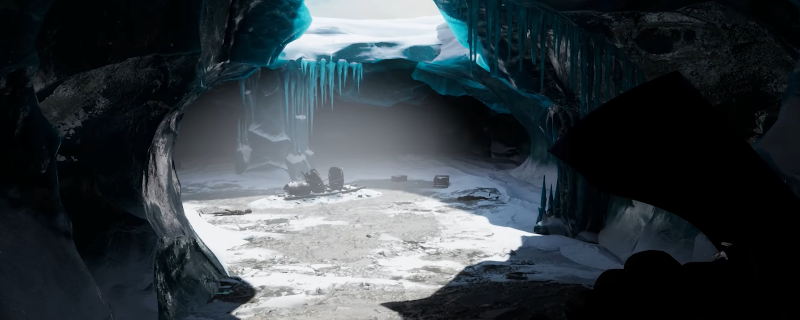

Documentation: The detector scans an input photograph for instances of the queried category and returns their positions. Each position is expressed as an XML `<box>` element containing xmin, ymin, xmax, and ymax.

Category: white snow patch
<box><xmin>377</xmin><ymin>233</ymin><xmax>403</xmax><ymax>242</ymax></box>
<box><xmin>258</xmin><ymin>294</ymin><xmax>314</xmax><ymax>308</ymax></box>
<box><xmin>286</xmin><ymin>153</ymin><xmax>307</xmax><ymax>164</ymax></box>
<box><xmin>227</xmin><ymin>248</ymin><xmax>281</xmax><ymax>262</ymax></box>
<box><xmin>286</xmin><ymin>216</ymin><xmax>349</xmax><ymax>231</ymax></box>
<box><xmin>244</xmin><ymin>272</ymin><xmax>438</xmax><ymax>292</ymax></box>
<box><xmin>281</xmin><ymin>16</ymin><xmax>447</xmax><ymax>62</ymax></box>
<box><xmin>183</xmin><ymin>202</ymin><xmax>253</xmax><ymax>274</ymax></box>
<box><xmin>377</xmin><ymin>254</ymin><xmax>464</xmax><ymax>272</ymax></box>
<box><xmin>272</xmin><ymin>265</ymin><xmax>318</xmax><ymax>275</ymax></box>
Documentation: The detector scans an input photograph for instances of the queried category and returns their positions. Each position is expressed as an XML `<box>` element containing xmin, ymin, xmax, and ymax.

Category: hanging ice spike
<box><xmin>281</xmin><ymin>58</ymin><xmax>364</xmax><ymax>151</ymax></box>
<box><xmin>451</xmin><ymin>0</ymin><xmax>646</xmax><ymax>113</ymax></box>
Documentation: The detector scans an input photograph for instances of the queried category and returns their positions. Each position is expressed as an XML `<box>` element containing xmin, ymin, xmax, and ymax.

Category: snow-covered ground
<box><xmin>179</xmin><ymin>155</ymin><xmax>622</xmax><ymax>320</ymax></box>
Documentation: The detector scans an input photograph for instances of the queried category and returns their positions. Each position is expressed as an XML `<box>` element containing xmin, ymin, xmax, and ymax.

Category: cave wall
<box><xmin>1</xmin><ymin>0</ymin><xmax>313</xmax><ymax>319</ymax></box>
<box><xmin>431</xmin><ymin>0</ymin><xmax>796</xmax><ymax>260</ymax></box>
<box><xmin>0</xmin><ymin>0</ymin><xmax>115</xmax><ymax>319</ymax></box>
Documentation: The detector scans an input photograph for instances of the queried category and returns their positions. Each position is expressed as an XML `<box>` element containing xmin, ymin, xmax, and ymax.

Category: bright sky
<box><xmin>304</xmin><ymin>0</ymin><xmax>441</xmax><ymax>19</ymax></box>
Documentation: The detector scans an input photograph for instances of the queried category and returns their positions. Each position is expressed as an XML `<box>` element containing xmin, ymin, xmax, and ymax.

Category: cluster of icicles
<box><xmin>235</xmin><ymin>59</ymin><xmax>364</xmax><ymax>152</ymax></box>
<box><xmin>441</xmin><ymin>0</ymin><xmax>647</xmax><ymax>117</ymax></box>
<box><xmin>283</xmin><ymin>58</ymin><xmax>363</xmax><ymax>151</ymax></box>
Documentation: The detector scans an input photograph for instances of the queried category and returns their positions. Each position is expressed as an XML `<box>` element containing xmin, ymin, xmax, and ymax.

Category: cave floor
<box><xmin>179</xmin><ymin>155</ymin><xmax>619</xmax><ymax>320</ymax></box>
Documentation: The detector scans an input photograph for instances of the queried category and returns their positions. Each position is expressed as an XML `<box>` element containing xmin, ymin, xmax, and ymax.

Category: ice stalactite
<box><xmin>238</xmin><ymin>69</ymin><xmax>263</xmax><ymax>148</ymax></box>
<box><xmin>282</xmin><ymin>58</ymin><xmax>363</xmax><ymax>152</ymax></box>
<box><xmin>442</xmin><ymin>0</ymin><xmax>647</xmax><ymax>118</ymax></box>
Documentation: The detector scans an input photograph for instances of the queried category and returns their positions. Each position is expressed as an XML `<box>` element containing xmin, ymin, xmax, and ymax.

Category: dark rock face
<box><xmin>566</xmin><ymin>2</ymin><xmax>795</xmax><ymax>143</ymax></box>
<box><xmin>1</xmin><ymin>0</ymin><xmax>298</xmax><ymax>319</ymax></box>
<box><xmin>155</xmin><ymin>236</ymin><xmax>224</xmax><ymax>320</ymax></box>
<box><xmin>1</xmin><ymin>1</ymin><xmax>114</xmax><ymax>319</ymax></box>
<box><xmin>435</xmin><ymin>0</ymin><xmax>796</xmax><ymax>239</ymax></box>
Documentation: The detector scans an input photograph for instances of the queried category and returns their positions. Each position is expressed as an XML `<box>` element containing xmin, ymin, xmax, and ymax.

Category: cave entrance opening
<box><xmin>173</xmin><ymin>60</ymin><xmax>532</xmax><ymax>191</ymax></box>
<box><xmin>171</xmin><ymin>57</ymin><xmax>584</xmax><ymax>319</ymax></box>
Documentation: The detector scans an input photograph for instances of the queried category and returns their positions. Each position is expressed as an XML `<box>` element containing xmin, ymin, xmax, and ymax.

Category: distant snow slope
<box><xmin>276</xmin><ymin>15</ymin><xmax>469</xmax><ymax>63</ymax></box>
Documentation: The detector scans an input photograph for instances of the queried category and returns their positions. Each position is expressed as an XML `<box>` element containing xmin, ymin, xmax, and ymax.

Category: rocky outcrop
<box><xmin>1</xmin><ymin>0</ymin><xmax>310</xmax><ymax>319</ymax></box>
<box><xmin>565</xmin><ymin>2</ymin><xmax>795</xmax><ymax>143</ymax></box>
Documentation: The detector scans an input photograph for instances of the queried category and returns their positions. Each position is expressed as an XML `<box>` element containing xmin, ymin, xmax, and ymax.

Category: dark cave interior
<box><xmin>2</xmin><ymin>1</ymin><xmax>800</xmax><ymax>320</ymax></box>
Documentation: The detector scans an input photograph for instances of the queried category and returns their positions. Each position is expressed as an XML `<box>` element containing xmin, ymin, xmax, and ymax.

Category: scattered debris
<box><xmin>198</xmin><ymin>206</ymin><xmax>253</xmax><ymax>216</ymax></box>
<box><xmin>197</xmin><ymin>206</ymin><xmax>225</xmax><ymax>215</ymax></box>
<box><xmin>214</xmin><ymin>209</ymin><xmax>252</xmax><ymax>216</ymax></box>
<box><xmin>433</xmin><ymin>175</ymin><xmax>450</xmax><ymax>188</ymax></box>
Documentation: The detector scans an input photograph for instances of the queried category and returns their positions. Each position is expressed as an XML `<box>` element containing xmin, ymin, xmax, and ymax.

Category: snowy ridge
<box><xmin>278</xmin><ymin>16</ymin><xmax>449</xmax><ymax>63</ymax></box>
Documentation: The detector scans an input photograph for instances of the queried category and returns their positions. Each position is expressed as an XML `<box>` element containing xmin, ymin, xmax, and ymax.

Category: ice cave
<box><xmin>2</xmin><ymin>0</ymin><xmax>800</xmax><ymax>320</ymax></box>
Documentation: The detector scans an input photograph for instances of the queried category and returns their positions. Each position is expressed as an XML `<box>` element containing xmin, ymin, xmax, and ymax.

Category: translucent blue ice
<box><xmin>279</xmin><ymin>58</ymin><xmax>363</xmax><ymax>151</ymax></box>
<box><xmin>436</xmin><ymin>0</ymin><xmax>646</xmax><ymax>117</ymax></box>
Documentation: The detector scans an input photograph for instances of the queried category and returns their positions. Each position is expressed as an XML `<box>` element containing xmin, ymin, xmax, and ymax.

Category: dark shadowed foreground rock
<box><xmin>1</xmin><ymin>0</ymin><xmax>306</xmax><ymax>319</ymax></box>
<box><xmin>155</xmin><ymin>236</ymin><xmax>224</xmax><ymax>320</ymax></box>
<box><xmin>565</xmin><ymin>2</ymin><xmax>795</xmax><ymax>142</ymax></box>
<box><xmin>0</xmin><ymin>0</ymin><xmax>113</xmax><ymax>319</ymax></box>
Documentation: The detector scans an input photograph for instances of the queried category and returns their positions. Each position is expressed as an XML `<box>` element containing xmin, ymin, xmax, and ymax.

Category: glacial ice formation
<box><xmin>274</xmin><ymin>16</ymin><xmax>450</xmax><ymax>64</ymax></box>
<box><xmin>234</xmin><ymin>1</ymin><xmax>715</xmax><ymax>267</ymax></box>
<box><xmin>435</xmin><ymin>0</ymin><xmax>647</xmax><ymax>116</ymax></box>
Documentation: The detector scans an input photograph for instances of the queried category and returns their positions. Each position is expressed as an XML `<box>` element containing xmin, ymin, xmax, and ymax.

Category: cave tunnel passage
<box><xmin>170</xmin><ymin>60</ymin><xmax>623</xmax><ymax>320</ymax></box>
<box><xmin>173</xmin><ymin>68</ymin><xmax>534</xmax><ymax>187</ymax></box>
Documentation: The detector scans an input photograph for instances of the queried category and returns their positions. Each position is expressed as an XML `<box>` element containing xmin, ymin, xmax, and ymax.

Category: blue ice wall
<box><xmin>434</xmin><ymin>0</ymin><xmax>646</xmax><ymax>118</ymax></box>
<box><xmin>277</xmin><ymin>59</ymin><xmax>363</xmax><ymax>152</ymax></box>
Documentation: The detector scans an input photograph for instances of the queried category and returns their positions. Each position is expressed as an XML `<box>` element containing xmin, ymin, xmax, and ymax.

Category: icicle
<box><xmin>284</xmin><ymin>73</ymin><xmax>290</xmax><ymax>134</ymax></box>
<box><xmin>506</xmin><ymin>1</ymin><xmax>512</xmax><ymax>62</ymax></box>
<box><xmin>468</xmin><ymin>0</ymin><xmax>479</xmax><ymax>69</ymax></box>
<box><xmin>336</xmin><ymin>59</ymin><xmax>344</xmax><ymax>96</ymax></box>
<box><xmin>492</xmin><ymin>0</ymin><xmax>501</xmax><ymax>74</ymax></box>
<box><xmin>567</xmin><ymin>25</ymin><xmax>573</xmax><ymax>88</ymax></box>
<box><xmin>290</xmin><ymin>72</ymin><xmax>297</xmax><ymax>142</ymax></box>
<box><xmin>356</xmin><ymin>63</ymin><xmax>363</xmax><ymax>91</ymax></box>
<box><xmin>342</xmin><ymin>61</ymin><xmax>349</xmax><ymax>89</ymax></box>
<box><xmin>531</xmin><ymin>9</ymin><xmax>538</xmax><ymax>66</ymax></box>
<box><xmin>326</xmin><ymin>61</ymin><xmax>333</xmax><ymax>107</ymax></box>
<box><xmin>486</xmin><ymin>0</ymin><xmax>494</xmax><ymax>74</ymax></box>
<box><xmin>539</xmin><ymin>12</ymin><xmax>546</xmax><ymax>92</ymax></box>
<box><xmin>319</xmin><ymin>59</ymin><xmax>327</xmax><ymax>106</ymax></box>
<box><xmin>580</xmin><ymin>36</ymin><xmax>589</xmax><ymax>118</ymax></box>
<box><xmin>517</xmin><ymin>6</ymin><xmax>527</xmax><ymax>72</ymax></box>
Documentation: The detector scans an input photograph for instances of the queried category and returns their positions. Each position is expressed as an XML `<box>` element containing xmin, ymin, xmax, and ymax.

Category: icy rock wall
<box><xmin>1</xmin><ymin>0</ymin><xmax>314</xmax><ymax>320</ymax></box>
<box><xmin>0</xmin><ymin>1</ymin><xmax>115</xmax><ymax>319</ymax></box>
<box><xmin>600</xmin><ymin>197</ymin><xmax>717</xmax><ymax>264</ymax></box>
<box><xmin>281</xmin><ymin>59</ymin><xmax>363</xmax><ymax>149</ymax></box>
<box><xmin>236</xmin><ymin>58</ymin><xmax>364</xmax><ymax>174</ymax></box>
<box><xmin>431</xmin><ymin>0</ymin><xmax>798</xmax><ymax>242</ymax></box>
<box><xmin>435</xmin><ymin>0</ymin><xmax>646</xmax><ymax>115</ymax></box>
<box><xmin>756</xmin><ymin>56</ymin><xmax>800</xmax><ymax>198</ymax></box>
<box><xmin>431</xmin><ymin>0</ymin><xmax>647</xmax><ymax>238</ymax></box>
